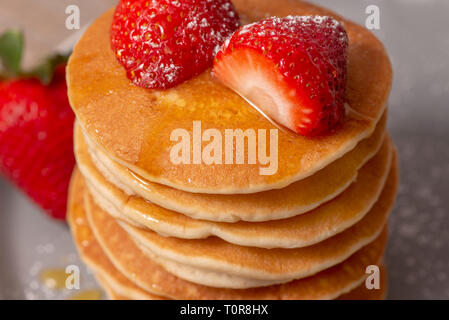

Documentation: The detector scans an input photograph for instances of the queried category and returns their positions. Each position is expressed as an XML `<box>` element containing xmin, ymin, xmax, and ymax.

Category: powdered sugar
<box><xmin>238</xmin><ymin>15</ymin><xmax>347</xmax><ymax>46</ymax></box>
<box><xmin>111</xmin><ymin>0</ymin><xmax>240</xmax><ymax>89</ymax></box>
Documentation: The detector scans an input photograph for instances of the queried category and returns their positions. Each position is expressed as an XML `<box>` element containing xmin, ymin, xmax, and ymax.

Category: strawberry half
<box><xmin>0</xmin><ymin>30</ymin><xmax>75</xmax><ymax>220</ymax></box>
<box><xmin>213</xmin><ymin>16</ymin><xmax>348</xmax><ymax>136</ymax></box>
<box><xmin>111</xmin><ymin>0</ymin><xmax>240</xmax><ymax>89</ymax></box>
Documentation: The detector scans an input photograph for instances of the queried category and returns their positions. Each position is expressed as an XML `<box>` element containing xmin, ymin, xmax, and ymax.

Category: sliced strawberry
<box><xmin>213</xmin><ymin>16</ymin><xmax>348</xmax><ymax>136</ymax></box>
<box><xmin>111</xmin><ymin>0</ymin><xmax>240</xmax><ymax>89</ymax></box>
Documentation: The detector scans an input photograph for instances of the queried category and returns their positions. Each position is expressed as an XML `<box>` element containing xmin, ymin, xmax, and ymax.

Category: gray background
<box><xmin>1</xmin><ymin>0</ymin><xmax>448</xmax><ymax>299</ymax></box>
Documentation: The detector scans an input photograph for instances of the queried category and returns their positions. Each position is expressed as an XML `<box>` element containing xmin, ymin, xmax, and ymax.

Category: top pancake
<box><xmin>78</xmin><ymin>113</ymin><xmax>386</xmax><ymax>223</ymax></box>
<box><xmin>67</xmin><ymin>0</ymin><xmax>392</xmax><ymax>194</ymax></box>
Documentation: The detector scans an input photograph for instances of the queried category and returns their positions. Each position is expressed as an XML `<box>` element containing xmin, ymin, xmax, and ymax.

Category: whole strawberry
<box><xmin>0</xmin><ymin>30</ymin><xmax>75</xmax><ymax>220</ymax></box>
<box><xmin>213</xmin><ymin>16</ymin><xmax>349</xmax><ymax>136</ymax></box>
<box><xmin>110</xmin><ymin>0</ymin><xmax>240</xmax><ymax>89</ymax></box>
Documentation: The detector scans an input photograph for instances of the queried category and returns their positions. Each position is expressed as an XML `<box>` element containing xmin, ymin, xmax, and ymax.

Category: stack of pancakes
<box><xmin>66</xmin><ymin>0</ymin><xmax>396</xmax><ymax>300</ymax></box>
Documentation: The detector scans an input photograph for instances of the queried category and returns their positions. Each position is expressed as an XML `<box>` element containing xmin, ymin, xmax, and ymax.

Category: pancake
<box><xmin>67</xmin><ymin>0</ymin><xmax>392</xmax><ymax>194</ymax></box>
<box><xmin>76</xmin><ymin>112</ymin><xmax>387</xmax><ymax>223</ymax></box>
<box><xmin>67</xmin><ymin>172</ymin><xmax>157</xmax><ymax>300</ymax></box>
<box><xmin>85</xmin><ymin>151</ymin><xmax>396</xmax><ymax>288</ymax></box>
<box><xmin>69</xmin><ymin>170</ymin><xmax>389</xmax><ymax>298</ymax></box>
<box><xmin>96</xmin><ymin>276</ymin><xmax>119</xmax><ymax>300</ymax></box>
<box><xmin>126</xmin><ymin>247</ymin><xmax>282</xmax><ymax>289</ymax></box>
<box><xmin>99</xmin><ymin>265</ymin><xmax>388</xmax><ymax>300</ymax></box>
<box><xmin>78</xmin><ymin>131</ymin><xmax>393</xmax><ymax>249</ymax></box>
<box><xmin>95</xmin><ymin>274</ymin><xmax>164</xmax><ymax>300</ymax></box>
<box><xmin>96</xmin><ymin>276</ymin><xmax>127</xmax><ymax>300</ymax></box>
<box><xmin>69</xmin><ymin>179</ymin><xmax>387</xmax><ymax>300</ymax></box>
<box><xmin>99</xmin><ymin>266</ymin><xmax>387</xmax><ymax>300</ymax></box>
<box><xmin>103</xmin><ymin>281</ymin><xmax>386</xmax><ymax>300</ymax></box>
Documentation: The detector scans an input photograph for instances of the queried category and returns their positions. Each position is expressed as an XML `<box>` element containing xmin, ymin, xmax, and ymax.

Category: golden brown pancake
<box><xmin>67</xmin><ymin>0</ymin><xmax>392</xmax><ymax>194</ymax></box>
<box><xmin>67</xmin><ymin>172</ymin><xmax>155</xmax><ymax>300</ymax></box>
<box><xmin>96</xmin><ymin>276</ymin><xmax>120</xmax><ymax>300</ymax></box>
<box><xmin>78</xmin><ymin>132</ymin><xmax>393</xmax><ymax>249</ymax></box>
<box><xmin>95</xmin><ymin>274</ymin><xmax>164</xmax><ymax>300</ymax></box>
<box><xmin>75</xmin><ymin>112</ymin><xmax>387</xmax><ymax>222</ymax></box>
<box><xmin>68</xmin><ymin>172</ymin><xmax>388</xmax><ymax>298</ymax></box>
<box><xmin>99</xmin><ymin>266</ymin><xmax>387</xmax><ymax>300</ymax></box>
<box><xmin>84</xmin><ymin>152</ymin><xmax>396</xmax><ymax>287</ymax></box>
<box><xmin>104</xmin><ymin>281</ymin><xmax>386</xmax><ymax>300</ymax></box>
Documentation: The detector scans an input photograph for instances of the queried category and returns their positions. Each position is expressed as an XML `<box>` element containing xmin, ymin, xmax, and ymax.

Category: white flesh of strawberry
<box><xmin>214</xmin><ymin>50</ymin><xmax>297</xmax><ymax>131</ymax></box>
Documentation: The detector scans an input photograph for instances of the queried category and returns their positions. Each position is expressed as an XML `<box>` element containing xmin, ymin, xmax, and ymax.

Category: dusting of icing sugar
<box><xmin>221</xmin><ymin>15</ymin><xmax>348</xmax><ymax>54</ymax></box>
<box><xmin>240</xmin><ymin>15</ymin><xmax>342</xmax><ymax>32</ymax></box>
<box><xmin>111</xmin><ymin>0</ymin><xmax>240</xmax><ymax>89</ymax></box>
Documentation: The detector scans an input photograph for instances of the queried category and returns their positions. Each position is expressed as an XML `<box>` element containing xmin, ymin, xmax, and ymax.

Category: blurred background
<box><xmin>0</xmin><ymin>0</ymin><xmax>448</xmax><ymax>299</ymax></box>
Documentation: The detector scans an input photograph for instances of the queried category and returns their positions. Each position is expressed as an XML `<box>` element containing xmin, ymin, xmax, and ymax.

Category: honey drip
<box><xmin>69</xmin><ymin>289</ymin><xmax>102</xmax><ymax>300</ymax></box>
<box><xmin>40</xmin><ymin>268</ymin><xmax>69</xmax><ymax>290</ymax></box>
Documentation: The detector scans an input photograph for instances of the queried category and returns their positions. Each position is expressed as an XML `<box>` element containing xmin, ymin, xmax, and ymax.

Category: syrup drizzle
<box><xmin>344</xmin><ymin>103</ymin><xmax>377</xmax><ymax>122</ymax></box>
<box><xmin>69</xmin><ymin>289</ymin><xmax>102</xmax><ymax>300</ymax></box>
<box><xmin>40</xmin><ymin>268</ymin><xmax>69</xmax><ymax>290</ymax></box>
